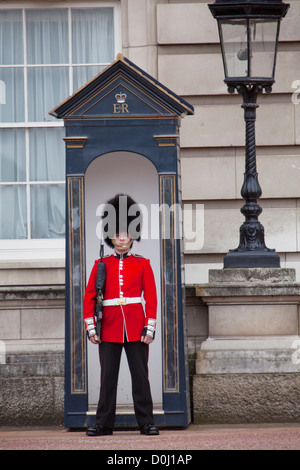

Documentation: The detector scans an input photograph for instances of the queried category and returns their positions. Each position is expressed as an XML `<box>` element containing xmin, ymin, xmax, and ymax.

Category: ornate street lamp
<box><xmin>208</xmin><ymin>0</ymin><xmax>290</xmax><ymax>268</ymax></box>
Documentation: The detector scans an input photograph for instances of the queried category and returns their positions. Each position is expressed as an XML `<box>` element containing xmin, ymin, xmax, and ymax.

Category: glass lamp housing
<box><xmin>209</xmin><ymin>0</ymin><xmax>290</xmax><ymax>87</ymax></box>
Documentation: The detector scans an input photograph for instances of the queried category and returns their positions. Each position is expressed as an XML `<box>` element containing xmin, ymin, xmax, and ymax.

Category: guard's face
<box><xmin>112</xmin><ymin>232</ymin><xmax>132</xmax><ymax>254</ymax></box>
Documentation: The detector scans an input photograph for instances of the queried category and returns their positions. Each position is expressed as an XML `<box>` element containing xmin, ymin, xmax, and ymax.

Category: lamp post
<box><xmin>208</xmin><ymin>0</ymin><xmax>290</xmax><ymax>268</ymax></box>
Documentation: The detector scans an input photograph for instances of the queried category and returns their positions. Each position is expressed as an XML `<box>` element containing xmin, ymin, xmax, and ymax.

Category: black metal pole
<box><xmin>224</xmin><ymin>84</ymin><xmax>280</xmax><ymax>268</ymax></box>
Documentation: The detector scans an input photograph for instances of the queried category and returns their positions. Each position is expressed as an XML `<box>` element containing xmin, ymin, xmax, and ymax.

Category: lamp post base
<box><xmin>224</xmin><ymin>249</ymin><xmax>280</xmax><ymax>268</ymax></box>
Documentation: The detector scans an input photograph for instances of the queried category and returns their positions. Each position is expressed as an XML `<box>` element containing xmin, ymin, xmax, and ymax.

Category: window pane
<box><xmin>0</xmin><ymin>10</ymin><xmax>23</xmax><ymax>65</ymax></box>
<box><xmin>26</xmin><ymin>9</ymin><xmax>68</xmax><ymax>64</ymax></box>
<box><xmin>28</xmin><ymin>67</ymin><xmax>69</xmax><ymax>122</ymax></box>
<box><xmin>0</xmin><ymin>185</ymin><xmax>27</xmax><ymax>239</ymax></box>
<box><xmin>0</xmin><ymin>129</ymin><xmax>26</xmax><ymax>182</ymax></box>
<box><xmin>0</xmin><ymin>68</ymin><xmax>25</xmax><ymax>122</ymax></box>
<box><xmin>250</xmin><ymin>20</ymin><xmax>278</xmax><ymax>78</ymax></box>
<box><xmin>219</xmin><ymin>20</ymin><xmax>248</xmax><ymax>78</ymax></box>
<box><xmin>29</xmin><ymin>128</ymin><xmax>65</xmax><ymax>181</ymax></box>
<box><xmin>73</xmin><ymin>65</ymin><xmax>106</xmax><ymax>92</ymax></box>
<box><xmin>31</xmin><ymin>184</ymin><xmax>65</xmax><ymax>238</ymax></box>
<box><xmin>72</xmin><ymin>8</ymin><xmax>114</xmax><ymax>64</ymax></box>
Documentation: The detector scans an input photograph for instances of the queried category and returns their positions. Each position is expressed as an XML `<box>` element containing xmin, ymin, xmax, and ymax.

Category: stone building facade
<box><xmin>0</xmin><ymin>0</ymin><xmax>299</xmax><ymax>425</ymax></box>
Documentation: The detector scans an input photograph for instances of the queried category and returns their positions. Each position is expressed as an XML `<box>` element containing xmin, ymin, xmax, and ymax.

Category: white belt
<box><xmin>103</xmin><ymin>297</ymin><xmax>142</xmax><ymax>306</ymax></box>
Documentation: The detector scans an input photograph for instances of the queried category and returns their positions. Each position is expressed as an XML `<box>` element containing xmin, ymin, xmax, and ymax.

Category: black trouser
<box><xmin>95</xmin><ymin>340</ymin><xmax>154</xmax><ymax>429</ymax></box>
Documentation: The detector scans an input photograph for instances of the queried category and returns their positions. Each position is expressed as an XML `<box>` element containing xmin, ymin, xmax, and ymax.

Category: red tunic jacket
<box><xmin>83</xmin><ymin>252</ymin><xmax>157</xmax><ymax>343</ymax></box>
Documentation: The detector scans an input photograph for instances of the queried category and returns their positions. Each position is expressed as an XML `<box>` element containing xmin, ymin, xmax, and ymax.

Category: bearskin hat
<box><xmin>101</xmin><ymin>194</ymin><xmax>142</xmax><ymax>248</ymax></box>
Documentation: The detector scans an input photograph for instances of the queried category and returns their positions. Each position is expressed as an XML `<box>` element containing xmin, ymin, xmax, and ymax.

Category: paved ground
<box><xmin>0</xmin><ymin>423</ymin><xmax>299</xmax><ymax>451</ymax></box>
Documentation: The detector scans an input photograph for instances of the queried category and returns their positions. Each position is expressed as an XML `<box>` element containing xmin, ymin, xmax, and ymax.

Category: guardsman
<box><xmin>84</xmin><ymin>194</ymin><xmax>159</xmax><ymax>436</ymax></box>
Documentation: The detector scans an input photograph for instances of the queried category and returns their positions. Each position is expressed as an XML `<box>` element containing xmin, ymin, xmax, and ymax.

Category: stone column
<box><xmin>121</xmin><ymin>0</ymin><xmax>159</xmax><ymax>76</ymax></box>
<box><xmin>193</xmin><ymin>268</ymin><xmax>300</xmax><ymax>424</ymax></box>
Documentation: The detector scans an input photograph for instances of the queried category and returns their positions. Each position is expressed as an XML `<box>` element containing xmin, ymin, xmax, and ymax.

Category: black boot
<box><xmin>86</xmin><ymin>424</ymin><xmax>113</xmax><ymax>436</ymax></box>
<box><xmin>140</xmin><ymin>423</ymin><xmax>159</xmax><ymax>435</ymax></box>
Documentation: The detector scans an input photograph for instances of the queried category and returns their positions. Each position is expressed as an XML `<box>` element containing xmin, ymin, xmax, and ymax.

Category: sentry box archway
<box><xmin>50</xmin><ymin>54</ymin><xmax>194</xmax><ymax>429</ymax></box>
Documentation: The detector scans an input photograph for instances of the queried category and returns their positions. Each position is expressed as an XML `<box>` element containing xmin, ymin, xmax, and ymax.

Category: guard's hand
<box><xmin>141</xmin><ymin>335</ymin><xmax>154</xmax><ymax>344</ymax></box>
<box><xmin>90</xmin><ymin>335</ymin><xmax>101</xmax><ymax>344</ymax></box>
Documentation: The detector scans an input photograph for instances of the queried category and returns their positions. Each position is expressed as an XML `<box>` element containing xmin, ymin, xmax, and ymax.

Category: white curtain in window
<box><xmin>29</xmin><ymin>128</ymin><xmax>65</xmax><ymax>181</ymax></box>
<box><xmin>31</xmin><ymin>184</ymin><xmax>65</xmax><ymax>238</ymax></box>
<box><xmin>0</xmin><ymin>11</ymin><xmax>25</xmax><ymax>123</ymax></box>
<box><xmin>72</xmin><ymin>8</ymin><xmax>114</xmax><ymax>64</ymax></box>
<box><xmin>29</xmin><ymin>128</ymin><xmax>65</xmax><ymax>239</ymax></box>
<box><xmin>0</xmin><ymin>10</ymin><xmax>23</xmax><ymax>65</ymax></box>
<box><xmin>0</xmin><ymin>129</ymin><xmax>26</xmax><ymax>182</ymax></box>
<box><xmin>0</xmin><ymin>130</ymin><xmax>27</xmax><ymax>239</ymax></box>
<box><xmin>28</xmin><ymin>66</ymin><xmax>69</xmax><ymax>122</ymax></box>
<box><xmin>26</xmin><ymin>9</ymin><xmax>69</xmax><ymax>122</ymax></box>
<box><xmin>73</xmin><ymin>65</ymin><xmax>105</xmax><ymax>95</ymax></box>
<box><xmin>0</xmin><ymin>68</ymin><xmax>25</xmax><ymax>123</ymax></box>
<box><xmin>0</xmin><ymin>185</ymin><xmax>27</xmax><ymax>239</ymax></box>
<box><xmin>26</xmin><ymin>9</ymin><xmax>68</xmax><ymax>65</ymax></box>
<box><xmin>72</xmin><ymin>8</ymin><xmax>114</xmax><ymax>90</ymax></box>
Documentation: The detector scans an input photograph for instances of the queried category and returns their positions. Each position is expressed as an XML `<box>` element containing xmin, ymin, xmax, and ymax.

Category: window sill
<box><xmin>0</xmin><ymin>239</ymin><xmax>65</xmax><ymax>264</ymax></box>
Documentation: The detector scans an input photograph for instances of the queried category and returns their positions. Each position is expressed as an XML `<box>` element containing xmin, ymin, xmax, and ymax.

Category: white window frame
<box><xmin>0</xmin><ymin>1</ymin><xmax>121</xmax><ymax>262</ymax></box>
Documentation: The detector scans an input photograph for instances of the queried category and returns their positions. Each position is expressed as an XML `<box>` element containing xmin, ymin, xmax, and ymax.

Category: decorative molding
<box><xmin>67</xmin><ymin>176</ymin><xmax>87</xmax><ymax>394</ymax></box>
<box><xmin>63</xmin><ymin>137</ymin><xmax>87</xmax><ymax>149</ymax></box>
<box><xmin>160</xmin><ymin>174</ymin><xmax>179</xmax><ymax>393</ymax></box>
<box><xmin>154</xmin><ymin>135</ymin><xmax>179</xmax><ymax>147</ymax></box>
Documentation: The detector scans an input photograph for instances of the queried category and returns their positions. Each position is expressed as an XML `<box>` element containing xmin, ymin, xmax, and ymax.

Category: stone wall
<box><xmin>0</xmin><ymin>351</ymin><xmax>64</xmax><ymax>426</ymax></box>
<box><xmin>193</xmin><ymin>372</ymin><xmax>300</xmax><ymax>424</ymax></box>
<box><xmin>0</xmin><ymin>278</ymin><xmax>65</xmax><ymax>426</ymax></box>
<box><xmin>192</xmin><ymin>268</ymin><xmax>300</xmax><ymax>424</ymax></box>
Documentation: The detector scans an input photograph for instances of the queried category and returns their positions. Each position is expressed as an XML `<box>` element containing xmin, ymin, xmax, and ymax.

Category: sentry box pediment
<box><xmin>50</xmin><ymin>54</ymin><xmax>193</xmax><ymax>121</ymax></box>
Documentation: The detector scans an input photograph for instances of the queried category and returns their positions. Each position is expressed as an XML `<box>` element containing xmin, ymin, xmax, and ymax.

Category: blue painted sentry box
<box><xmin>50</xmin><ymin>54</ymin><xmax>194</xmax><ymax>429</ymax></box>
